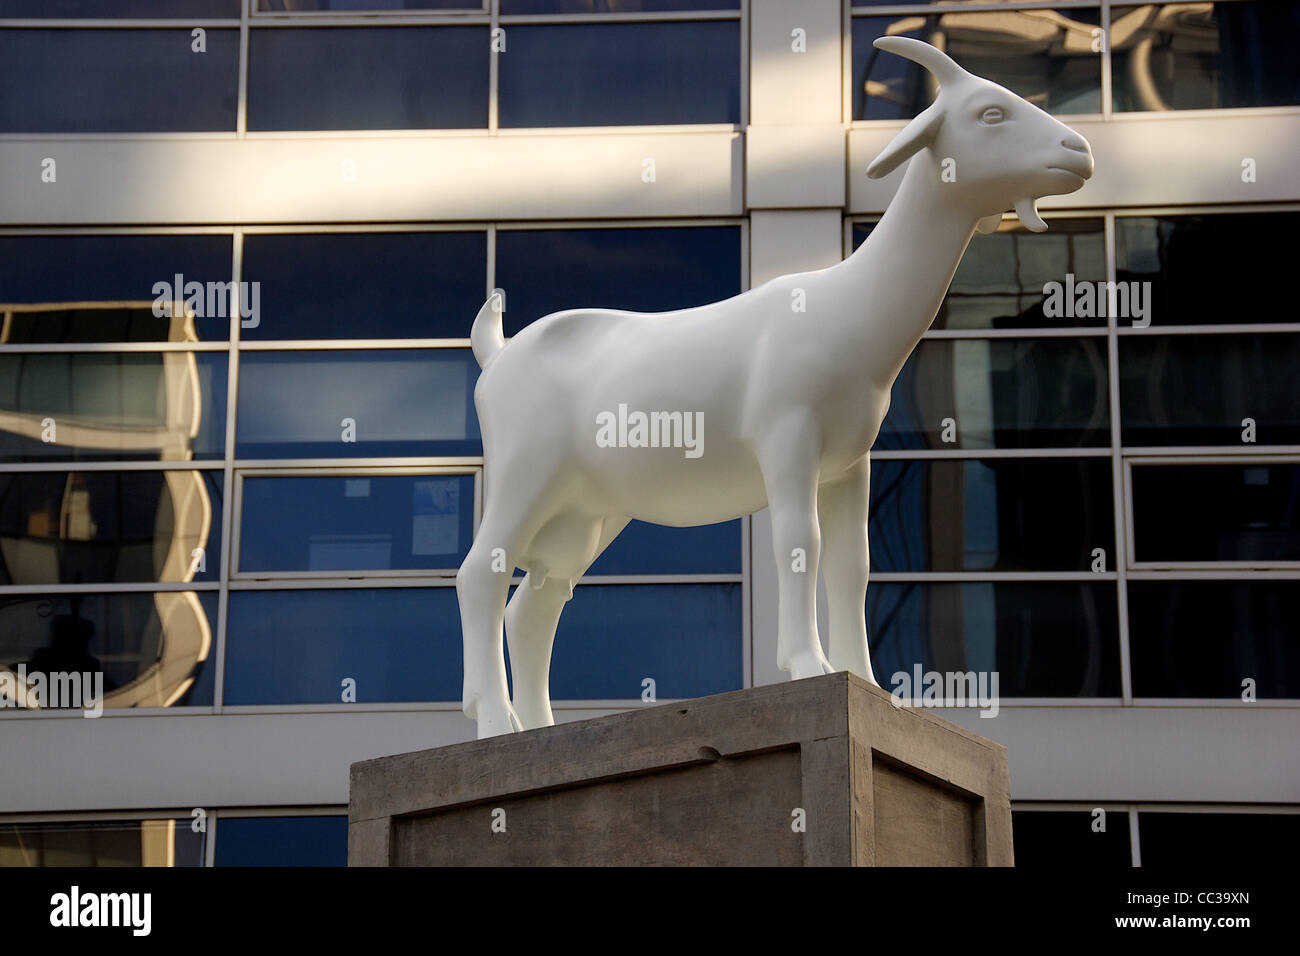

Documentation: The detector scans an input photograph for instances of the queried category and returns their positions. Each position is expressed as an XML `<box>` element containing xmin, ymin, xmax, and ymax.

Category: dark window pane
<box><xmin>1132</xmin><ymin>463</ymin><xmax>1300</xmax><ymax>563</ymax></box>
<box><xmin>852</xmin><ymin>11</ymin><xmax>1102</xmax><ymax>120</ymax></box>
<box><xmin>870</xmin><ymin>458</ymin><xmax>1113</xmax><ymax>572</ymax></box>
<box><xmin>1139</xmin><ymin>812</ymin><xmax>1300</xmax><ymax>867</ymax></box>
<box><xmin>504</xmin><ymin>1</ymin><xmax>735</xmax><ymax>11</ymax></box>
<box><xmin>1117</xmin><ymin>213</ymin><xmax>1300</xmax><ymax>326</ymax></box>
<box><xmin>0</xmin><ymin>236</ymin><xmax>234</xmax><ymax>342</ymax></box>
<box><xmin>214</xmin><ymin>816</ymin><xmax>346</xmax><ymax>868</ymax></box>
<box><xmin>494</xmin><ymin>227</ymin><xmax>741</xmax><ymax>335</ymax></box>
<box><xmin>0</xmin><ymin>30</ymin><xmax>238</xmax><ymax>133</ymax></box>
<box><xmin>0</xmin><ymin>352</ymin><xmax>229</xmax><ymax>463</ymax></box>
<box><xmin>0</xmin><ymin>0</ymin><xmax>237</xmax><ymax>13</ymax></box>
<box><xmin>1128</xmin><ymin>581</ymin><xmax>1300</xmax><ymax>698</ymax></box>
<box><xmin>0</xmin><ymin>591</ymin><xmax>217</xmax><ymax>708</ymax></box>
<box><xmin>0</xmin><ymin>471</ymin><xmax>222</xmax><ymax>585</ymax></box>
<box><xmin>247</xmin><ymin>27</ymin><xmax>487</xmax><ymax>130</ymax></box>
<box><xmin>1119</xmin><ymin>334</ymin><xmax>1300</xmax><ymax>446</ymax></box>
<box><xmin>0</xmin><ymin>820</ymin><xmax>204</xmax><ymax>868</ymax></box>
<box><xmin>235</xmin><ymin>349</ymin><xmax>479</xmax><ymax>458</ymax></box>
<box><xmin>1113</xmin><ymin>2</ymin><xmax>1300</xmax><ymax>111</ymax></box>
<box><xmin>868</xmin><ymin>581</ymin><xmax>1121</xmax><ymax>697</ymax></box>
<box><xmin>499</xmin><ymin>22</ymin><xmax>740</xmax><ymax>127</ymax></box>
<box><xmin>240</xmin><ymin>232</ymin><xmax>487</xmax><ymax>340</ymax></box>
<box><xmin>239</xmin><ymin>473</ymin><xmax>474</xmax><ymax>572</ymax></box>
<box><xmin>1012</xmin><ymin>810</ymin><xmax>1132</xmax><ymax>868</ymax></box>
<box><xmin>586</xmin><ymin>519</ymin><xmax>741</xmax><ymax>575</ymax></box>
<box><xmin>875</xmin><ymin>338</ymin><xmax>1110</xmax><ymax>450</ymax></box>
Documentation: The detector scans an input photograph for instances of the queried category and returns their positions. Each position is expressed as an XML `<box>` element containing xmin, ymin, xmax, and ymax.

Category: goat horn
<box><xmin>1014</xmin><ymin>197</ymin><xmax>1048</xmax><ymax>233</ymax></box>
<box><xmin>873</xmin><ymin>36</ymin><xmax>969</xmax><ymax>87</ymax></box>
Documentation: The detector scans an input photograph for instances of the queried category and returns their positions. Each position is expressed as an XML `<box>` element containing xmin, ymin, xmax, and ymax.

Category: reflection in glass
<box><xmin>1138</xmin><ymin>813</ymin><xmax>1300</xmax><ymax>867</ymax></box>
<box><xmin>1116</xmin><ymin>213</ymin><xmax>1300</xmax><ymax>326</ymax></box>
<box><xmin>1132</xmin><ymin>463</ymin><xmax>1300</xmax><ymax>563</ymax></box>
<box><xmin>0</xmin><ymin>819</ymin><xmax>204</xmax><ymax>867</ymax></box>
<box><xmin>239</xmin><ymin>473</ymin><xmax>474</xmax><ymax>572</ymax></box>
<box><xmin>495</xmin><ymin>227</ymin><xmax>741</xmax><ymax>335</ymax></box>
<box><xmin>0</xmin><ymin>30</ymin><xmax>238</xmax><ymax>133</ymax></box>
<box><xmin>868</xmin><ymin>581</ymin><xmax>1122</xmax><ymax>697</ymax></box>
<box><xmin>1128</xmin><ymin>581</ymin><xmax>1300</xmax><ymax>697</ymax></box>
<box><xmin>0</xmin><ymin>471</ymin><xmax>221</xmax><ymax>585</ymax></box>
<box><xmin>241</xmin><ymin>232</ymin><xmax>488</xmax><ymax>340</ymax></box>
<box><xmin>214</xmin><ymin>816</ymin><xmax>346</xmax><ymax>868</ymax></box>
<box><xmin>854</xmin><ymin>219</ymin><xmax>1106</xmax><ymax>330</ymax></box>
<box><xmin>870</xmin><ymin>458</ymin><xmax>1113</xmax><ymax>572</ymax></box>
<box><xmin>0</xmin><ymin>591</ymin><xmax>217</xmax><ymax>709</ymax></box>
<box><xmin>235</xmin><ymin>349</ymin><xmax>480</xmax><ymax>458</ymax></box>
<box><xmin>498</xmin><ymin>22</ymin><xmax>740</xmax><ymax>127</ymax></box>
<box><xmin>1012</xmin><ymin>810</ymin><xmax>1132</xmax><ymax>868</ymax></box>
<box><xmin>0</xmin><ymin>235</ymin><xmax>234</xmax><ymax>342</ymax></box>
<box><xmin>1112</xmin><ymin>2</ymin><xmax>1300</xmax><ymax>111</ymax></box>
<box><xmin>852</xmin><ymin>10</ymin><xmax>1103</xmax><ymax>120</ymax></box>
<box><xmin>875</xmin><ymin>337</ymin><xmax>1110</xmax><ymax>450</ymax></box>
<box><xmin>1119</xmin><ymin>334</ymin><xmax>1300</xmax><ymax>446</ymax></box>
<box><xmin>247</xmin><ymin>27</ymin><xmax>488</xmax><ymax>130</ymax></box>
<box><xmin>0</xmin><ymin>352</ymin><xmax>228</xmax><ymax>463</ymax></box>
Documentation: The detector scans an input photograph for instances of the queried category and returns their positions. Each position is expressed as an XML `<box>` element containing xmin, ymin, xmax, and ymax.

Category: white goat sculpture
<box><xmin>458</xmin><ymin>37</ymin><xmax>1094</xmax><ymax>738</ymax></box>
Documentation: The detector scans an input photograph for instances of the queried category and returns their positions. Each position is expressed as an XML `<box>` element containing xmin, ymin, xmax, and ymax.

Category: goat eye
<box><xmin>981</xmin><ymin>106</ymin><xmax>1005</xmax><ymax>124</ymax></box>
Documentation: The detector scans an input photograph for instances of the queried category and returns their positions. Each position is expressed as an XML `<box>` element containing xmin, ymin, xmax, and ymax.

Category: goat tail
<box><xmin>470</xmin><ymin>292</ymin><xmax>506</xmax><ymax>368</ymax></box>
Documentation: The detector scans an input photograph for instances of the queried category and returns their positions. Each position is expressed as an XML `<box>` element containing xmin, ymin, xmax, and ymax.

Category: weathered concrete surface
<box><xmin>349</xmin><ymin>673</ymin><xmax>1013</xmax><ymax>866</ymax></box>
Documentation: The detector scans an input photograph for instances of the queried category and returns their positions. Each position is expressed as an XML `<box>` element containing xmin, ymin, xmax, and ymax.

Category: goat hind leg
<box><xmin>505</xmin><ymin>573</ymin><xmax>570</xmax><ymax>730</ymax></box>
<box><xmin>818</xmin><ymin>457</ymin><xmax>877</xmax><ymax>684</ymax></box>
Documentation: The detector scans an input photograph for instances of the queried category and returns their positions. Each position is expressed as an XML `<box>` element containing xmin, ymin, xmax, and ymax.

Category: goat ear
<box><xmin>866</xmin><ymin>102</ymin><xmax>944</xmax><ymax>180</ymax></box>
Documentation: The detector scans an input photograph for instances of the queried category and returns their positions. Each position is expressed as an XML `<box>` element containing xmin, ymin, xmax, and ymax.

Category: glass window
<box><xmin>1116</xmin><ymin>213</ymin><xmax>1300</xmax><ymax>326</ymax></box>
<box><xmin>0</xmin><ymin>30</ymin><xmax>238</xmax><ymax>133</ymax></box>
<box><xmin>1131</xmin><ymin>463</ymin><xmax>1300</xmax><ymax>563</ymax></box>
<box><xmin>586</xmin><ymin>519</ymin><xmax>741</xmax><ymax>575</ymax></box>
<box><xmin>494</xmin><ymin>226</ymin><xmax>741</xmax><ymax>335</ymax></box>
<box><xmin>1138</xmin><ymin>812</ymin><xmax>1300</xmax><ymax>866</ymax></box>
<box><xmin>1119</xmin><ymin>334</ymin><xmax>1300</xmax><ymax>447</ymax></box>
<box><xmin>870</xmin><ymin>458</ymin><xmax>1114</xmax><ymax>572</ymax></box>
<box><xmin>214</xmin><ymin>816</ymin><xmax>346</xmax><ymax>868</ymax></box>
<box><xmin>502</xmin><ymin>1</ymin><xmax>737</xmax><ymax>11</ymax></box>
<box><xmin>238</xmin><ymin>473</ymin><xmax>474</xmax><ymax>573</ymax></box>
<box><xmin>239</xmin><ymin>232</ymin><xmax>487</xmax><ymax>340</ymax></box>
<box><xmin>868</xmin><ymin>581</ymin><xmax>1122</xmax><ymax>697</ymax></box>
<box><xmin>0</xmin><ymin>352</ymin><xmax>229</xmax><ymax>463</ymax></box>
<box><xmin>0</xmin><ymin>470</ymin><xmax>222</xmax><ymax>585</ymax></box>
<box><xmin>0</xmin><ymin>591</ymin><xmax>217</xmax><ymax>709</ymax></box>
<box><xmin>1128</xmin><ymin>581</ymin><xmax>1300</xmax><ymax>698</ymax></box>
<box><xmin>498</xmin><ymin>22</ymin><xmax>740</xmax><ymax>127</ymax></box>
<box><xmin>855</xmin><ymin>219</ymin><xmax>1107</xmax><ymax>330</ymax></box>
<box><xmin>246</xmin><ymin>27</ymin><xmax>488</xmax><ymax>131</ymax></box>
<box><xmin>851</xmin><ymin>11</ymin><xmax>1103</xmax><ymax>121</ymax></box>
<box><xmin>235</xmin><ymin>349</ymin><xmax>479</xmax><ymax>459</ymax></box>
<box><xmin>0</xmin><ymin>819</ymin><xmax>204</xmax><ymax>867</ymax></box>
<box><xmin>1112</xmin><ymin>2</ymin><xmax>1300</xmax><ymax>111</ymax></box>
<box><xmin>1012</xmin><ymin>810</ymin><xmax>1132</xmax><ymax>868</ymax></box>
<box><xmin>875</xmin><ymin>337</ymin><xmax>1111</xmax><ymax>450</ymax></box>
<box><xmin>0</xmin><ymin>1</ymin><xmax>238</xmax><ymax>14</ymax></box>
<box><xmin>0</xmin><ymin>235</ymin><xmax>234</xmax><ymax>343</ymax></box>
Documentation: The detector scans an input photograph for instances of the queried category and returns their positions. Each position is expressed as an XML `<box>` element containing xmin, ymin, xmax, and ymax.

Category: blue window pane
<box><xmin>224</xmin><ymin>588</ymin><xmax>462</xmax><ymax>704</ymax></box>
<box><xmin>499</xmin><ymin>22</ymin><xmax>740</xmax><ymax>127</ymax></box>
<box><xmin>240</xmin><ymin>232</ymin><xmax>487</xmax><ymax>340</ymax></box>
<box><xmin>494</xmin><ymin>227</ymin><xmax>741</xmax><ymax>334</ymax></box>
<box><xmin>868</xmin><ymin>581</ymin><xmax>1121</xmax><ymax>697</ymax></box>
<box><xmin>0</xmin><ymin>0</ymin><xmax>239</xmax><ymax>13</ymax></box>
<box><xmin>0</xmin><ymin>235</ymin><xmax>234</xmax><ymax>342</ymax></box>
<box><xmin>0</xmin><ymin>470</ymin><xmax>222</xmax><ymax>585</ymax></box>
<box><xmin>586</xmin><ymin>519</ymin><xmax>741</xmax><ymax>575</ymax></box>
<box><xmin>247</xmin><ymin>27</ymin><xmax>488</xmax><ymax>130</ymax></box>
<box><xmin>239</xmin><ymin>473</ymin><xmax>475</xmax><ymax>572</ymax></box>
<box><xmin>235</xmin><ymin>349</ymin><xmax>480</xmax><ymax>458</ymax></box>
<box><xmin>875</xmin><ymin>338</ymin><xmax>1110</xmax><ymax>450</ymax></box>
<box><xmin>0</xmin><ymin>30</ymin><xmax>238</xmax><ymax>133</ymax></box>
<box><xmin>215</xmin><ymin>816</ymin><xmax>347</xmax><ymax>867</ymax></box>
<box><xmin>0</xmin><ymin>352</ymin><xmax>228</xmax><ymax>463</ymax></box>
<box><xmin>0</xmin><ymin>591</ymin><xmax>217</xmax><ymax>709</ymax></box>
<box><xmin>869</xmin><ymin>458</ymin><xmax>1114</xmax><ymax>572</ymax></box>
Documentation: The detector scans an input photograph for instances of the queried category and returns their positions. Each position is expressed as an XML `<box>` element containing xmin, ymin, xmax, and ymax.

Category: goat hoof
<box><xmin>476</xmin><ymin>701</ymin><xmax>524</xmax><ymax>739</ymax></box>
<box><xmin>784</xmin><ymin>649</ymin><xmax>838</xmax><ymax>681</ymax></box>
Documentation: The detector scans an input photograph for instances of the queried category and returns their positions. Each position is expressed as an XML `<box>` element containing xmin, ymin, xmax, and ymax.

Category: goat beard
<box><xmin>1014</xmin><ymin>197</ymin><xmax>1048</xmax><ymax>233</ymax></box>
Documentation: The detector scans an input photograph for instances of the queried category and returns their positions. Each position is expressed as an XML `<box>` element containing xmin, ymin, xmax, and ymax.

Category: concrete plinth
<box><xmin>348</xmin><ymin>672</ymin><xmax>1013</xmax><ymax>866</ymax></box>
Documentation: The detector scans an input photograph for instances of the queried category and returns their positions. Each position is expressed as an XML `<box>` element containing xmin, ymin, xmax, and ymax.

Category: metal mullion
<box><xmin>0</xmin><ymin>19</ymin><xmax>242</xmax><ymax>28</ymax></box>
<box><xmin>1118</xmin><ymin>323</ymin><xmax>1300</xmax><ymax>336</ymax></box>
<box><xmin>1128</xmin><ymin>569</ymin><xmax>1300</xmax><ymax>580</ymax></box>
<box><xmin>498</xmin><ymin>11</ymin><xmax>742</xmax><ymax>24</ymax></box>
<box><xmin>488</xmin><ymin>0</ymin><xmax>499</xmax><ymax>131</ymax></box>
<box><xmin>737</xmin><ymin>0</ymin><xmax>749</xmax><ymax>130</ymax></box>
<box><xmin>236</xmin><ymin>338</ymin><xmax>471</xmax><ymax>350</ymax></box>
<box><xmin>850</xmin><ymin>2</ymin><xmax>1109</xmax><ymax>14</ymax></box>
<box><xmin>1123</xmin><ymin>444</ymin><xmax>1300</xmax><ymax>457</ymax></box>
<box><xmin>1130</xmin><ymin>809</ymin><xmax>1141</xmax><ymax>867</ymax></box>
<box><xmin>1104</xmin><ymin>211</ymin><xmax>1133</xmax><ymax>705</ymax></box>
<box><xmin>237</xmin><ymin>222</ymin><xmax>487</xmax><ymax>234</ymax></box>
<box><xmin>1100</xmin><ymin>0</ymin><xmax>1112</xmax><ymax>119</ymax></box>
<box><xmin>922</xmin><ymin>326</ymin><xmax>1109</xmax><ymax>340</ymax></box>
<box><xmin>0</xmin><ymin>226</ymin><xmax>238</xmax><ymax>237</ymax></box>
<box><xmin>212</xmin><ymin>231</ymin><xmax>244</xmax><ymax>716</ymax></box>
<box><xmin>0</xmin><ymin>342</ymin><xmax>230</xmax><ymax>353</ymax></box>
<box><xmin>871</xmin><ymin>447</ymin><xmax>1111</xmax><ymax>459</ymax></box>
<box><xmin>868</xmin><ymin>571</ymin><xmax>1116</xmax><ymax>582</ymax></box>
<box><xmin>236</xmin><ymin>464</ymin><xmax>479</xmax><ymax>477</ymax></box>
<box><xmin>493</xmin><ymin>216</ymin><xmax>743</xmax><ymax>230</ymax></box>
<box><xmin>248</xmin><ymin>15</ymin><xmax>490</xmax><ymax>27</ymax></box>
<box><xmin>0</xmin><ymin>461</ymin><xmax>225</xmax><ymax>473</ymax></box>
<box><xmin>229</xmin><ymin>576</ymin><xmax>449</xmax><ymax>590</ymax></box>
<box><xmin>237</xmin><ymin>0</ymin><xmax>250</xmax><ymax>137</ymax></box>
<box><xmin>0</xmin><ymin>582</ymin><xmax>220</xmax><ymax>595</ymax></box>
<box><xmin>233</xmin><ymin>457</ymin><xmax>483</xmax><ymax>468</ymax></box>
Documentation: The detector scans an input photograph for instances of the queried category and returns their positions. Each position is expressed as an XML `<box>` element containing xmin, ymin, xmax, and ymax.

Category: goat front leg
<box><xmin>759</xmin><ymin>416</ymin><xmax>834</xmax><ymax>681</ymax></box>
<box><xmin>818</xmin><ymin>456</ymin><xmax>878</xmax><ymax>684</ymax></box>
